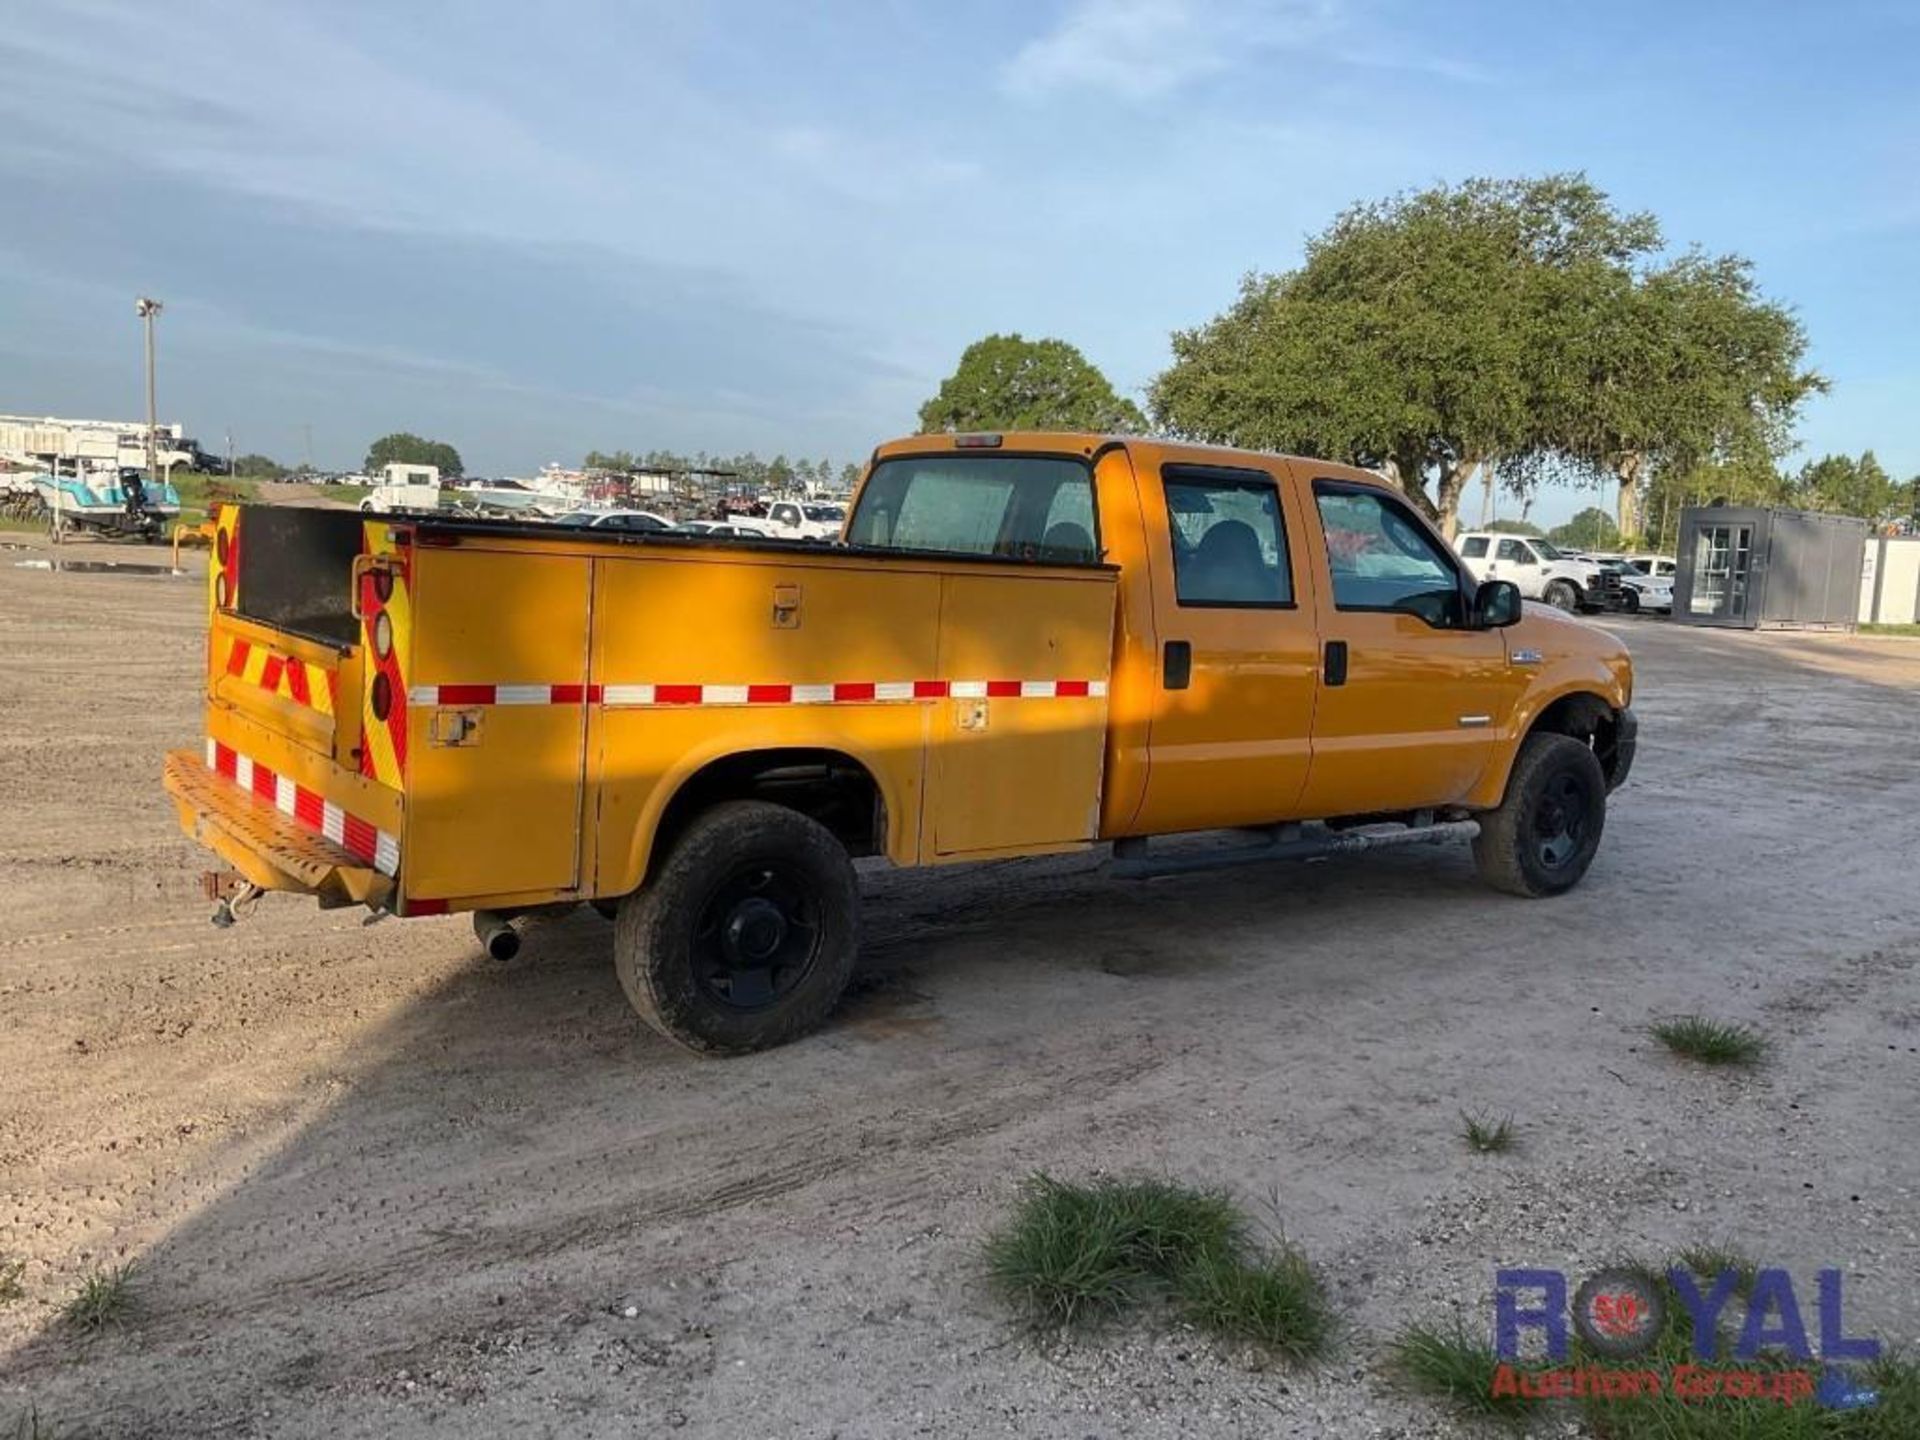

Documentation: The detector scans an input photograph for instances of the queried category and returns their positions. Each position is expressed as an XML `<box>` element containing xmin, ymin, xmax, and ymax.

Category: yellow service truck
<box><xmin>166</xmin><ymin>433</ymin><xmax>1636</xmax><ymax>1052</ymax></box>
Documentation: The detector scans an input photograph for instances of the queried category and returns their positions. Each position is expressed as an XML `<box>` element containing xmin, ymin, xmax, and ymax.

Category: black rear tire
<box><xmin>614</xmin><ymin>800</ymin><xmax>859</xmax><ymax>1054</ymax></box>
<box><xmin>1472</xmin><ymin>733</ymin><xmax>1608</xmax><ymax>897</ymax></box>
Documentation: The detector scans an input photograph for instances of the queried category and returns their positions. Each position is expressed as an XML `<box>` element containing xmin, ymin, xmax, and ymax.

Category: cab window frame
<box><xmin>1310</xmin><ymin>477</ymin><xmax>1476</xmax><ymax>627</ymax></box>
<box><xmin>1159</xmin><ymin>463</ymin><xmax>1297</xmax><ymax>611</ymax></box>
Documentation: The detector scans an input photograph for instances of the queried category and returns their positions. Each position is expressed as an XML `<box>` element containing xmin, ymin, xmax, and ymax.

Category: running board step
<box><xmin>1110</xmin><ymin>819</ymin><xmax>1481</xmax><ymax>879</ymax></box>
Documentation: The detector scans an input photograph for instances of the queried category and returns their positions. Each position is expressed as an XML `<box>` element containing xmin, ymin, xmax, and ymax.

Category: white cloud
<box><xmin>1000</xmin><ymin>0</ymin><xmax>1485</xmax><ymax>101</ymax></box>
<box><xmin>1002</xmin><ymin>0</ymin><xmax>1338</xmax><ymax>100</ymax></box>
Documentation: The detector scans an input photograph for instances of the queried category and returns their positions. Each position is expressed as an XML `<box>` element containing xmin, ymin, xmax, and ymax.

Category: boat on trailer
<box><xmin>33</xmin><ymin>462</ymin><xmax>180</xmax><ymax>543</ymax></box>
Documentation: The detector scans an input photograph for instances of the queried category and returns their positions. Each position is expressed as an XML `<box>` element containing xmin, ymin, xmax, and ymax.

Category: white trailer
<box><xmin>360</xmin><ymin>463</ymin><xmax>443</xmax><ymax>514</ymax></box>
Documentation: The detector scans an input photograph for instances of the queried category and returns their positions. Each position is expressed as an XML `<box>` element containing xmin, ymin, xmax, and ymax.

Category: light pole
<box><xmin>135</xmin><ymin>296</ymin><xmax>163</xmax><ymax>484</ymax></box>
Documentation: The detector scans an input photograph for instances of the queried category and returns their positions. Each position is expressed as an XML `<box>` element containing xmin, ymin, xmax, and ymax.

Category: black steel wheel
<box><xmin>1543</xmin><ymin>579</ymin><xmax>1579</xmax><ymax>612</ymax></box>
<box><xmin>1473</xmin><ymin>732</ymin><xmax>1608</xmax><ymax>897</ymax></box>
<box><xmin>1529</xmin><ymin>770</ymin><xmax>1592</xmax><ymax>872</ymax></box>
<box><xmin>689</xmin><ymin>861</ymin><xmax>823</xmax><ymax>1011</ymax></box>
<box><xmin>615</xmin><ymin>800</ymin><xmax>859</xmax><ymax>1053</ymax></box>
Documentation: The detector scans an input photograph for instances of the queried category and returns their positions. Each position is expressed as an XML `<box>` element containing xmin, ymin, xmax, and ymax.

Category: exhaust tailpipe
<box><xmin>473</xmin><ymin>910</ymin><xmax>520</xmax><ymax>962</ymax></box>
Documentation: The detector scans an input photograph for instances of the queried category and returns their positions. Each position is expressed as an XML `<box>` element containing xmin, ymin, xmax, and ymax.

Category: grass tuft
<box><xmin>983</xmin><ymin>1173</ymin><xmax>1329</xmax><ymax>1359</ymax></box>
<box><xmin>1390</xmin><ymin>1318</ymin><xmax>1539</xmax><ymax>1419</ymax></box>
<box><xmin>1650</xmin><ymin>1015</ymin><xmax>1768</xmax><ymax>1067</ymax></box>
<box><xmin>984</xmin><ymin>1174</ymin><xmax>1239</xmax><ymax>1328</ymax></box>
<box><xmin>1460</xmin><ymin>1110</ymin><xmax>1516</xmax><ymax>1153</ymax></box>
<box><xmin>1176</xmin><ymin>1245</ymin><xmax>1331</xmax><ymax>1360</ymax></box>
<box><xmin>0</xmin><ymin>1257</ymin><xmax>23</xmax><ymax>1304</ymax></box>
<box><xmin>1562</xmin><ymin>1261</ymin><xmax>1920</xmax><ymax>1439</ymax></box>
<box><xmin>1673</xmin><ymin>1245</ymin><xmax>1759</xmax><ymax>1296</ymax></box>
<box><xmin>61</xmin><ymin>1263</ymin><xmax>136</xmax><ymax>1333</ymax></box>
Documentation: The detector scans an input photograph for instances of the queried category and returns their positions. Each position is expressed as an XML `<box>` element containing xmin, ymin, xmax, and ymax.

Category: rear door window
<box><xmin>1161</xmin><ymin>467</ymin><xmax>1292</xmax><ymax>606</ymax></box>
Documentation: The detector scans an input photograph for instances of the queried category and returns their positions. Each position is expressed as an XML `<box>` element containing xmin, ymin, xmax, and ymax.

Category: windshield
<box><xmin>802</xmin><ymin>504</ymin><xmax>844</xmax><ymax>522</ymax></box>
<box><xmin>847</xmin><ymin>454</ymin><xmax>1098</xmax><ymax>562</ymax></box>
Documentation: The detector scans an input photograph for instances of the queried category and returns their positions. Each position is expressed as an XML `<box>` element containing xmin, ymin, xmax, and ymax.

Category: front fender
<box><xmin>1466</xmin><ymin>663</ymin><xmax>1632</xmax><ymax>811</ymax></box>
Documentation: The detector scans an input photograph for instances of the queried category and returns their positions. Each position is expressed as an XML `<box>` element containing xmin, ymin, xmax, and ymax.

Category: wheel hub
<box><xmin>724</xmin><ymin>896</ymin><xmax>788</xmax><ymax>964</ymax></box>
<box><xmin>691</xmin><ymin>863</ymin><xmax>822</xmax><ymax>1012</ymax></box>
<box><xmin>1532</xmin><ymin>774</ymin><xmax>1588</xmax><ymax>868</ymax></box>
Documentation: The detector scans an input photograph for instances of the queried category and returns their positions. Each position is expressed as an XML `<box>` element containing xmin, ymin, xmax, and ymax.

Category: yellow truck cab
<box><xmin>165</xmin><ymin>433</ymin><xmax>1636</xmax><ymax>1052</ymax></box>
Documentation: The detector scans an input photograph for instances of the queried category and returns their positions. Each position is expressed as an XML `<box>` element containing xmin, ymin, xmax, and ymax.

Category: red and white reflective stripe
<box><xmin>205</xmin><ymin>738</ymin><xmax>400</xmax><ymax>877</ymax></box>
<box><xmin>407</xmin><ymin>678</ymin><xmax>1108</xmax><ymax>708</ymax></box>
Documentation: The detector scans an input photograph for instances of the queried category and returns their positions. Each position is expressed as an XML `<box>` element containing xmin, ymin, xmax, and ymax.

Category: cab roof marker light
<box><xmin>954</xmin><ymin>433</ymin><xmax>1003</xmax><ymax>449</ymax></box>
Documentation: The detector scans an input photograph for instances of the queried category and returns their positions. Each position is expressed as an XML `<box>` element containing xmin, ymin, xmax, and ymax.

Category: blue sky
<box><xmin>2</xmin><ymin>0</ymin><xmax>1914</xmax><ymax>522</ymax></box>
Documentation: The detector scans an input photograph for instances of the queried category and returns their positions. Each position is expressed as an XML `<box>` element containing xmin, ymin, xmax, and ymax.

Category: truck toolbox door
<box><xmin>1127</xmin><ymin>459</ymin><xmax>1318</xmax><ymax>835</ymax></box>
<box><xmin>404</xmin><ymin>545</ymin><xmax>594</xmax><ymax>900</ymax></box>
<box><xmin>1295</xmin><ymin>475</ymin><xmax>1526</xmax><ymax>813</ymax></box>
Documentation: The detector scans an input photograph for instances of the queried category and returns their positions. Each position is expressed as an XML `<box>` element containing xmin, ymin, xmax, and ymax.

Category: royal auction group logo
<box><xmin>1492</xmin><ymin>1267</ymin><xmax>1881</xmax><ymax>1409</ymax></box>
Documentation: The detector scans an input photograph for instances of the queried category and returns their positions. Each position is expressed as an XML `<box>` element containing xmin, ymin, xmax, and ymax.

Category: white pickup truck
<box><xmin>1455</xmin><ymin>532</ymin><xmax>1615</xmax><ymax>612</ymax></box>
<box><xmin>736</xmin><ymin>499</ymin><xmax>846</xmax><ymax>542</ymax></box>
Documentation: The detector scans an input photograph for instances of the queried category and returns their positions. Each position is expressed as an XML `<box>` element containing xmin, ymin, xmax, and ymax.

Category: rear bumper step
<box><xmin>162</xmin><ymin>749</ymin><xmax>393</xmax><ymax>907</ymax></box>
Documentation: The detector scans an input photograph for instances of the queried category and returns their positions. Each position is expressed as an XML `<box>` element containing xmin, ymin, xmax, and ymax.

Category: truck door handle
<box><xmin>1324</xmin><ymin>640</ymin><xmax>1348</xmax><ymax>687</ymax></box>
<box><xmin>1163</xmin><ymin>640</ymin><xmax>1191</xmax><ymax>690</ymax></box>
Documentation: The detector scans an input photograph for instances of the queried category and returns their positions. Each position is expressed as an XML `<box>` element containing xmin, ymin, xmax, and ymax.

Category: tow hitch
<box><xmin>204</xmin><ymin>870</ymin><xmax>262</xmax><ymax>928</ymax></box>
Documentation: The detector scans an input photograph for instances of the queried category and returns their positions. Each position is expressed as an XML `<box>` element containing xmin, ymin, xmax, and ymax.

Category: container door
<box><xmin>404</xmin><ymin>547</ymin><xmax>594</xmax><ymax>900</ymax></box>
<box><xmin>1686</xmin><ymin>523</ymin><xmax>1755</xmax><ymax>622</ymax></box>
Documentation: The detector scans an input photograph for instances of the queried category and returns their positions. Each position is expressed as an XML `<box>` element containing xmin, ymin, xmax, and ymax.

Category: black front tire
<box><xmin>1544</xmin><ymin>580</ymin><xmax>1579</xmax><ymax>612</ymax></box>
<box><xmin>614</xmin><ymin>800</ymin><xmax>859</xmax><ymax>1054</ymax></box>
<box><xmin>1473</xmin><ymin>733</ymin><xmax>1608</xmax><ymax>897</ymax></box>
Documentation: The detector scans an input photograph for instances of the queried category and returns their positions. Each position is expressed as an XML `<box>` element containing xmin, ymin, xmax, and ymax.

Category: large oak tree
<box><xmin>1151</xmin><ymin>175</ymin><xmax>1819</xmax><ymax>539</ymax></box>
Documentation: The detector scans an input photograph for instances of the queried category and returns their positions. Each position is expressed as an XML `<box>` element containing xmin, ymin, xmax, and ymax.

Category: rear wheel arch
<box><xmin>631</xmin><ymin>746</ymin><xmax>891</xmax><ymax>893</ymax></box>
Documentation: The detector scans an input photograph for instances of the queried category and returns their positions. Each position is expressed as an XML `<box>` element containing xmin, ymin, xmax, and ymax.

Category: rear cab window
<box><xmin>1459</xmin><ymin>536</ymin><xmax>1490</xmax><ymax>558</ymax></box>
<box><xmin>846</xmin><ymin>453</ymin><xmax>1099</xmax><ymax>563</ymax></box>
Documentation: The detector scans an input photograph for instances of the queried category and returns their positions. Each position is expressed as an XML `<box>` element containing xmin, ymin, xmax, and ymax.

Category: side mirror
<box><xmin>1474</xmin><ymin>579</ymin><xmax>1522</xmax><ymax>628</ymax></box>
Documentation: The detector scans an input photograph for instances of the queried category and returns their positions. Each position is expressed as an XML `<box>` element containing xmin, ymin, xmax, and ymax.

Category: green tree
<box><xmin>1485</xmin><ymin>517</ymin><xmax>1543</xmax><ymax>536</ymax></box>
<box><xmin>232</xmin><ymin>453</ymin><xmax>287</xmax><ymax>480</ymax></box>
<box><xmin>1790</xmin><ymin>451</ymin><xmax>1899</xmax><ymax>520</ymax></box>
<box><xmin>365</xmin><ymin>432</ymin><xmax>464</xmax><ymax>478</ymax></box>
<box><xmin>1547</xmin><ymin>507</ymin><xmax>1622</xmax><ymax>550</ymax></box>
<box><xmin>919</xmin><ymin>333</ymin><xmax>1145</xmax><ymax>434</ymax></box>
<box><xmin>1542</xmin><ymin>252</ymin><xmax>1822</xmax><ymax>539</ymax></box>
<box><xmin>1152</xmin><ymin>174</ymin><xmax>1819</xmax><ymax>540</ymax></box>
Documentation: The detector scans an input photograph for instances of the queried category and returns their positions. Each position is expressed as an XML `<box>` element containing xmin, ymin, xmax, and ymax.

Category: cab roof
<box><xmin>870</xmin><ymin>431</ymin><xmax>1392</xmax><ymax>489</ymax></box>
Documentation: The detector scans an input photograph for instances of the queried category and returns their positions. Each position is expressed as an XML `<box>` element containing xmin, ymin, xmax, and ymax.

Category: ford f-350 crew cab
<box><xmin>165</xmin><ymin>433</ymin><xmax>1637</xmax><ymax>1053</ymax></box>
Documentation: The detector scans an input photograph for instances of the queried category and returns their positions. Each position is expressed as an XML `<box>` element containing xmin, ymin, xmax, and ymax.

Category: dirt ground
<box><xmin>2</xmin><ymin>532</ymin><xmax>1917</xmax><ymax>1439</ymax></box>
